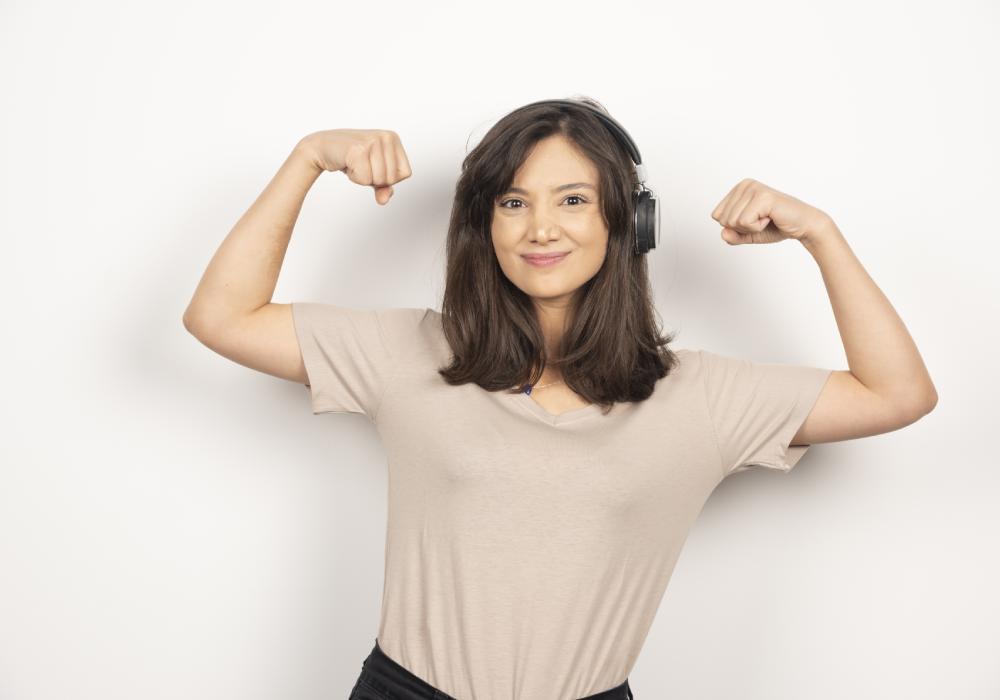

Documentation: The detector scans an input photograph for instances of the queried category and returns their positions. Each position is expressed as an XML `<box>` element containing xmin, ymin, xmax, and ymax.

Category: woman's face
<box><xmin>491</xmin><ymin>134</ymin><xmax>609</xmax><ymax>310</ymax></box>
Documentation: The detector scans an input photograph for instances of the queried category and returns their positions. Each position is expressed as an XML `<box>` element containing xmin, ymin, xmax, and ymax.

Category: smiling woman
<box><xmin>437</xmin><ymin>96</ymin><xmax>679</xmax><ymax>412</ymax></box>
<box><xmin>185</xmin><ymin>91</ymin><xmax>861</xmax><ymax>700</ymax></box>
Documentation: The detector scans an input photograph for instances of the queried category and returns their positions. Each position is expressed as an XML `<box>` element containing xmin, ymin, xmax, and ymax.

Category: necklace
<box><xmin>522</xmin><ymin>379</ymin><xmax>563</xmax><ymax>395</ymax></box>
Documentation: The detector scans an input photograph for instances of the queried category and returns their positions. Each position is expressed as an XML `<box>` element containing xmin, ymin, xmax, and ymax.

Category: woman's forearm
<box><xmin>802</xmin><ymin>219</ymin><xmax>938</xmax><ymax>411</ymax></box>
<box><xmin>182</xmin><ymin>140</ymin><xmax>322</xmax><ymax>328</ymax></box>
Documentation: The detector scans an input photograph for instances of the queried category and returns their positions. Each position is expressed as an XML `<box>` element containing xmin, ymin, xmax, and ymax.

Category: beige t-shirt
<box><xmin>291</xmin><ymin>302</ymin><xmax>832</xmax><ymax>700</ymax></box>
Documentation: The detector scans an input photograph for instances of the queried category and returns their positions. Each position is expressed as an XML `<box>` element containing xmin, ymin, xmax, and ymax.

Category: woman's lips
<box><xmin>521</xmin><ymin>252</ymin><xmax>570</xmax><ymax>267</ymax></box>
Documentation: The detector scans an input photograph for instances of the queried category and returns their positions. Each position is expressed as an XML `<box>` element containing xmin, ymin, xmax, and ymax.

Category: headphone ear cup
<box><xmin>633</xmin><ymin>189</ymin><xmax>657</xmax><ymax>255</ymax></box>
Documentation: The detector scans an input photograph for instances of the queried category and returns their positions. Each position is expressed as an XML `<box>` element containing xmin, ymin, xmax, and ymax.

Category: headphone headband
<box><xmin>510</xmin><ymin>98</ymin><xmax>644</xmax><ymax>172</ymax></box>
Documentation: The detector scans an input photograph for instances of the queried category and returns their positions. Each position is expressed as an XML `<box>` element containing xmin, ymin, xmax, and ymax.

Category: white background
<box><xmin>2</xmin><ymin>0</ymin><xmax>996</xmax><ymax>698</ymax></box>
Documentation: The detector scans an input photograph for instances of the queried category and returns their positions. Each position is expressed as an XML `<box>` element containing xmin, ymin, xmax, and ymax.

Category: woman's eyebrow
<box><xmin>504</xmin><ymin>182</ymin><xmax>596</xmax><ymax>194</ymax></box>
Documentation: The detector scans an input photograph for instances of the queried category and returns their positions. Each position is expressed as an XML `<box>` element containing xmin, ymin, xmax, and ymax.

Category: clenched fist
<box><xmin>299</xmin><ymin>128</ymin><xmax>413</xmax><ymax>206</ymax></box>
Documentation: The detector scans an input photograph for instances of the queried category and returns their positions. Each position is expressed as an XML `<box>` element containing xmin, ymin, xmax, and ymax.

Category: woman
<box><xmin>182</xmin><ymin>96</ymin><xmax>938</xmax><ymax>700</ymax></box>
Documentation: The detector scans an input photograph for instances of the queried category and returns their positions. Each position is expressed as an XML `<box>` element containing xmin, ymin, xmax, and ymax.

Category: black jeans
<box><xmin>348</xmin><ymin>638</ymin><xmax>635</xmax><ymax>700</ymax></box>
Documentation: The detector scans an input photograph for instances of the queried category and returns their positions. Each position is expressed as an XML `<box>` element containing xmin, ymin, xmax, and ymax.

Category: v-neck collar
<box><xmin>511</xmin><ymin>391</ymin><xmax>607</xmax><ymax>426</ymax></box>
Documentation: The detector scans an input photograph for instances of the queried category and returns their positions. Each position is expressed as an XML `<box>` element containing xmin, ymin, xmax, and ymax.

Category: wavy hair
<box><xmin>437</xmin><ymin>95</ymin><xmax>679</xmax><ymax>414</ymax></box>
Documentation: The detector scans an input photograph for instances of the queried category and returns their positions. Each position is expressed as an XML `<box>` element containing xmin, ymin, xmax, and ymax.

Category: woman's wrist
<box><xmin>293</xmin><ymin>136</ymin><xmax>326</xmax><ymax>176</ymax></box>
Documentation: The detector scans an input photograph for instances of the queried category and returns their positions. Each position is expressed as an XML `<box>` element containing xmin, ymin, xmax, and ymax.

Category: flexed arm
<box><xmin>182</xmin><ymin>129</ymin><xmax>412</xmax><ymax>386</ymax></box>
<box><xmin>709</xmin><ymin>178</ymin><xmax>938</xmax><ymax>446</ymax></box>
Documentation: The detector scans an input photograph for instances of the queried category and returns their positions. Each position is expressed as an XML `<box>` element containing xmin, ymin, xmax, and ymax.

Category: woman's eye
<box><xmin>498</xmin><ymin>195</ymin><xmax>589</xmax><ymax>209</ymax></box>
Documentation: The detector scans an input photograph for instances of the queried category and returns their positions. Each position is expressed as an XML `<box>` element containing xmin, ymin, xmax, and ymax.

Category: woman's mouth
<box><xmin>521</xmin><ymin>252</ymin><xmax>570</xmax><ymax>267</ymax></box>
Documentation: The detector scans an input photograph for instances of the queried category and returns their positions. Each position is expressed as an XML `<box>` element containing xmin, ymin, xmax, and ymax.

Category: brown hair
<box><xmin>437</xmin><ymin>95</ymin><xmax>679</xmax><ymax>414</ymax></box>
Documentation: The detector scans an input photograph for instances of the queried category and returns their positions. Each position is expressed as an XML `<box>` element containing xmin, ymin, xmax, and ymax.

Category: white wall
<box><xmin>1</xmin><ymin>0</ymin><xmax>995</xmax><ymax>698</ymax></box>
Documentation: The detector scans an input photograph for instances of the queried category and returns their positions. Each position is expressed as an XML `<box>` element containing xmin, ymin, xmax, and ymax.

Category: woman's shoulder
<box><xmin>377</xmin><ymin>306</ymin><xmax>437</xmax><ymax>327</ymax></box>
<box><xmin>376</xmin><ymin>306</ymin><xmax>448</xmax><ymax>363</ymax></box>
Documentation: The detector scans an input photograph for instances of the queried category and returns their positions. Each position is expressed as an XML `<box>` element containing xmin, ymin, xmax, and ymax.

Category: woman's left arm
<box><xmin>710</xmin><ymin>178</ymin><xmax>938</xmax><ymax>445</ymax></box>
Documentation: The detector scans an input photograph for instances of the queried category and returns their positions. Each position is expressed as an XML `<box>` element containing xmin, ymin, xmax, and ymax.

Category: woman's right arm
<box><xmin>182</xmin><ymin>129</ymin><xmax>412</xmax><ymax>385</ymax></box>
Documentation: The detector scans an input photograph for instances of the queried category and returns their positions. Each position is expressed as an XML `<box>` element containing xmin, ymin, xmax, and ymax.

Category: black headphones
<box><xmin>501</xmin><ymin>98</ymin><xmax>661</xmax><ymax>255</ymax></box>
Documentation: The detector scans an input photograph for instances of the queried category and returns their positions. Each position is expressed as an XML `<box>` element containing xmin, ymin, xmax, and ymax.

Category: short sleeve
<box><xmin>290</xmin><ymin>302</ymin><xmax>398</xmax><ymax>420</ymax></box>
<box><xmin>698</xmin><ymin>349</ymin><xmax>832</xmax><ymax>478</ymax></box>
